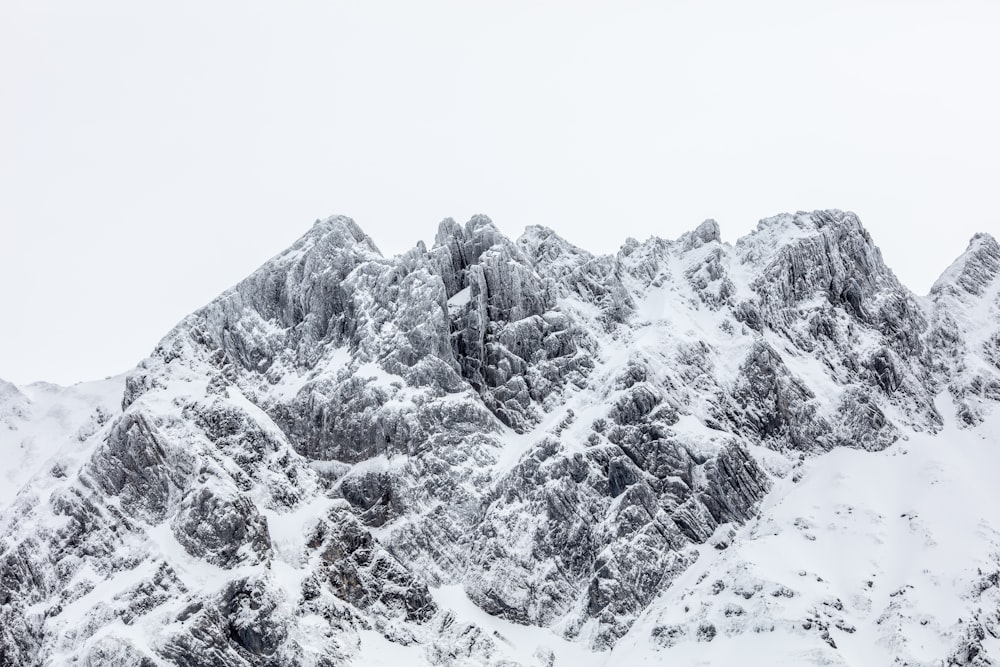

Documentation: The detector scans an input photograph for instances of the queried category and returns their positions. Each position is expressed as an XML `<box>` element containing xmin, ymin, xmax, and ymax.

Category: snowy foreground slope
<box><xmin>1</xmin><ymin>211</ymin><xmax>999</xmax><ymax>666</ymax></box>
<box><xmin>613</xmin><ymin>400</ymin><xmax>1000</xmax><ymax>666</ymax></box>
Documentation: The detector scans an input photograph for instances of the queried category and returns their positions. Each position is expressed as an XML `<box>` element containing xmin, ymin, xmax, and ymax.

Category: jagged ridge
<box><xmin>1</xmin><ymin>210</ymin><xmax>999</xmax><ymax>666</ymax></box>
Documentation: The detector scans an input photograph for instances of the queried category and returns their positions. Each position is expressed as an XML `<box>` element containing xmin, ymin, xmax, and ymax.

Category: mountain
<box><xmin>1</xmin><ymin>210</ymin><xmax>998</xmax><ymax>666</ymax></box>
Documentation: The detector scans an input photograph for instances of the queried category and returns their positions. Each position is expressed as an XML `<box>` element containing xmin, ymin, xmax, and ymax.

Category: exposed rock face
<box><xmin>171</xmin><ymin>486</ymin><xmax>272</xmax><ymax>568</ymax></box>
<box><xmin>927</xmin><ymin>232</ymin><xmax>1000</xmax><ymax>426</ymax></box>
<box><xmin>1</xmin><ymin>210</ymin><xmax>998</xmax><ymax>665</ymax></box>
<box><xmin>88</xmin><ymin>412</ymin><xmax>196</xmax><ymax>523</ymax></box>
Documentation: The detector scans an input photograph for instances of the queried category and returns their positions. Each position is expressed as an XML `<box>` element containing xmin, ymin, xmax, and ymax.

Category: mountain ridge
<box><xmin>2</xmin><ymin>209</ymin><xmax>998</xmax><ymax>666</ymax></box>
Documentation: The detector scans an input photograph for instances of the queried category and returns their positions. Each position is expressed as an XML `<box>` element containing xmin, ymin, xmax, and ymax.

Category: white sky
<box><xmin>2</xmin><ymin>0</ymin><xmax>999</xmax><ymax>385</ymax></box>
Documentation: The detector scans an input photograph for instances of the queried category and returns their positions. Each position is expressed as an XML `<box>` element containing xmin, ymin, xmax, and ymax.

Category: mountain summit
<box><xmin>2</xmin><ymin>211</ymin><xmax>999</xmax><ymax>666</ymax></box>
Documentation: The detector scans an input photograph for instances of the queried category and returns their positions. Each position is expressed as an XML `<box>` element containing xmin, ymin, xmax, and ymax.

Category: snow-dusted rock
<box><xmin>2</xmin><ymin>210</ymin><xmax>999</xmax><ymax>666</ymax></box>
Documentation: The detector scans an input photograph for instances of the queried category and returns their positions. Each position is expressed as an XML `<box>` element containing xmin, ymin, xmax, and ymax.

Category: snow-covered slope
<box><xmin>341</xmin><ymin>401</ymin><xmax>1000</xmax><ymax>666</ymax></box>
<box><xmin>614</xmin><ymin>396</ymin><xmax>1000</xmax><ymax>666</ymax></box>
<box><xmin>1</xmin><ymin>211</ymin><xmax>997</xmax><ymax>666</ymax></box>
<box><xmin>0</xmin><ymin>375</ymin><xmax>124</xmax><ymax>507</ymax></box>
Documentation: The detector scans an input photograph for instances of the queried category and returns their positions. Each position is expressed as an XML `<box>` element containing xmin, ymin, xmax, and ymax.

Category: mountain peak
<box><xmin>931</xmin><ymin>230</ymin><xmax>1000</xmax><ymax>298</ymax></box>
<box><xmin>464</xmin><ymin>213</ymin><xmax>496</xmax><ymax>235</ymax></box>
<box><xmin>735</xmin><ymin>209</ymin><xmax>871</xmax><ymax>272</ymax></box>
<box><xmin>679</xmin><ymin>218</ymin><xmax>722</xmax><ymax>249</ymax></box>
<box><xmin>310</xmin><ymin>215</ymin><xmax>382</xmax><ymax>256</ymax></box>
<box><xmin>749</xmin><ymin>209</ymin><xmax>863</xmax><ymax>238</ymax></box>
<box><xmin>4</xmin><ymin>209</ymin><xmax>999</xmax><ymax>666</ymax></box>
<box><xmin>433</xmin><ymin>215</ymin><xmax>506</xmax><ymax>250</ymax></box>
<box><xmin>515</xmin><ymin>225</ymin><xmax>590</xmax><ymax>263</ymax></box>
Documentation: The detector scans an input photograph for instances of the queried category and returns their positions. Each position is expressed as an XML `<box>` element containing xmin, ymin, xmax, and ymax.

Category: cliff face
<box><xmin>2</xmin><ymin>211</ymin><xmax>999</xmax><ymax>666</ymax></box>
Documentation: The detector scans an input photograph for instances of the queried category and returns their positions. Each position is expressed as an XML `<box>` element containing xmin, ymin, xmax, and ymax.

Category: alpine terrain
<box><xmin>2</xmin><ymin>210</ymin><xmax>999</xmax><ymax>666</ymax></box>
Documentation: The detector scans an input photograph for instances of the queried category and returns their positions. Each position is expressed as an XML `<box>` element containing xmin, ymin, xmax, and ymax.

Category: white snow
<box><xmin>448</xmin><ymin>378</ymin><xmax>1000</xmax><ymax>666</ymax></box>
<box><xmin>429</xmin><ymin>585</ymin><xmax>605</xmax><ymax>667</ymax></box>
<box><xmin>6</xmin><ymin>216</ymin><xmax>1000</xmax><ymax>666</ymax></box>
<box><xmin>266</xmin><ymin>345</ymin><xmax>353</xmax><ymax>400</ymax></box>
<box><xmin>0</xmin><ymin>374</ymin><xmax>125</xmax><ymax>508</ymax></box>
<box><xmin>608</xmin><ymin>394</ymin><xmax>1000</xmax><ymax>666</ymax></box>
<box><xmin>447</xmin><ymin>286</ymin><xmax>472</xmax><ymax>310</ymax></box>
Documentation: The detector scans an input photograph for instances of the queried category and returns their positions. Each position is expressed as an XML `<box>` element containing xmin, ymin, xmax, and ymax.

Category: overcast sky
<box><xmin>2</xmin><ymin>1</ymin><xmax>998</xmax><ymax>385</ymax></box>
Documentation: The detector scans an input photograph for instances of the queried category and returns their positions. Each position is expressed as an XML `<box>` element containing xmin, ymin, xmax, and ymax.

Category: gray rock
<box><xmin>171</xmin><ymin>485</ymin><xmax>272</xmax><ymax>568</ymax></box>
<box><xmin>4</xmin><ymin>209</ymin><xmax>998</xmax><ymax>665</ymax></box>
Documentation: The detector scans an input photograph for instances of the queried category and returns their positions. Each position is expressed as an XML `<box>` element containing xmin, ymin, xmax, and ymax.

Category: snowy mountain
<box><xmin>1</xmin><ymin>210</ymin><xmax>998</xmax><ymax>666</ymax></box>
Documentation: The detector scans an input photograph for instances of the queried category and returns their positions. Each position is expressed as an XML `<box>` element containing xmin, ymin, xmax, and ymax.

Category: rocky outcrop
<box><xmin>928</xmin><ymin>233</ymin><xmax>1000</xmax><ymax>426</ymax></box>
<box><xmin>171</xmin><ymin>485</ymin><xmax>272</xmax><ymax>568</ymax></box>
<box><xmin>87</xmin><ymin>412</ymin><xmax>196</xmax><ymax>522</ymax></box>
